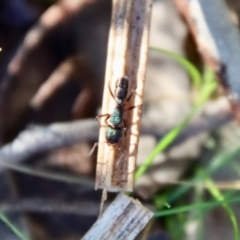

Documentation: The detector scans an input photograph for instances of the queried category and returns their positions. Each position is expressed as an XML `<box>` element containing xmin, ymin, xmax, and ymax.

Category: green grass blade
<box><xmin>154</xmin><ymin>195</ymin><xmax>240</xmax><ymax>217</ymax></box>
<box><xmin>155</xmin><ymin>150</ymin><xmax>240</xmax><ymax>239</ymax></box>
<box><xmin>150</xmin><ymin>47</ymin><xmax>202</xmax><ymax>87</ymax></box>
<box><xmin>0</xmin><ymin>210</ymin><xmax>29</xmax><ymax>240</ymax></box>
<box><xmin>205</xmin><ymin>149</ymin><xmax>240</xmax><ymax>178</ymax></box>
<box><xmin>166</xmin><ymin>149</ymin><xmax>240</xmax><ymax>204</ymax></box>
<box><xmin>204</xmin><ymin>175</ymin><xmax>239</xmax><ymax>240</ymax></box>
<box><xmin>135</xmin><ymin>109</ymin><xmax>194</xmax><ymax>181</ymax></box>
<box><xmin>135</xmin><ymin>70</ymin><xmax>217</xmax><ymax>181</ymax></box>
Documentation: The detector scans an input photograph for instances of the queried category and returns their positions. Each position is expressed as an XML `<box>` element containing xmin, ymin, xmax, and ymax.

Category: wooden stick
<box><xmin>82</xmin><ymin>193</ymin><xmax>153</xmax><ymax>240</ymax></box>
<box><xmin>95</xmin><ymin>0</ymin><xmax>153</xmax><ymax>192</ymax></box>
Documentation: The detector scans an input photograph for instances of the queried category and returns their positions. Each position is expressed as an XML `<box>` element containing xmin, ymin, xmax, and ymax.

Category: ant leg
<box><xmin>104</xmin><ymin>115</ymin><xmax>110</xmax><ymax>125</ymax></box>
<box><xmin>109</xmin><ymin>142</ymin><xmax>124</xmax><ymax>157</ymax></box>
<box><xmin>117</xmin><ymin>145</ymin><xmax>125</xmax><ymax>157</ymax></box>
<box><xmin>126</xmin><ymin>86</ymin><xmax>137</xmax><ymax>102</ymax></box>
<box><xmin>108</xmin><ymin>83</ymin><xmax>117</xmax><ymax>102</ymax></box>
<box><xmin>124</xmin><ymin>104</ymin><xmax>142</xmax><ymax>112</ymax></box>
<box><xmin>122</xmin><ymin>119</ymin><xmax>127</xmax><ymax>137</ymax></box>
<box><xmin>96</xmin><ymin>114</ymin><xmax>110</xmax><ymax>127</ymax></box>
<box><xmin>86</xmin><ymin>142</ymin><xmax>99</xmax><ymax>158</ymax></box>
<box><xmin>115</xmin><ymin>146</ymin><xmax>125</xmax><ymax>169</ymax></box>
<box><xmin>88</xmin><ymin>142</ymin><xmax>109</xmax><ymax>166</ymax></box>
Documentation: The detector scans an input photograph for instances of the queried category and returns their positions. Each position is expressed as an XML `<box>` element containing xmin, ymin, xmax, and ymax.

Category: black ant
<box><xmin>87</xmin><ymin>76</ymin><xmax>137</xmax><ymax>158</ymax></box>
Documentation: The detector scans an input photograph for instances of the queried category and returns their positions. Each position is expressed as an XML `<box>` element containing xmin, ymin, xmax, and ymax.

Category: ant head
<box><xmin>117</xmin><ymin>76</ymin><xmax>129</xmax><ymax>89</ymax></box>
<box><xmin>114</xmin><ymin>76</ymin><xmax>129</xmax><ymax>102</ymax></box>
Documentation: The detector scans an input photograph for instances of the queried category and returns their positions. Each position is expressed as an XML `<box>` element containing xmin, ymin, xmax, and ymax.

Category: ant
<box><xmin>87</xmin><ymin>76</ymin><xmax>137</xmax><ymax>158</ymax></box>
<box><xmin>98</xmin><ymin>76</ymin><xmax>136</xmax><ymax>138</ymax></box>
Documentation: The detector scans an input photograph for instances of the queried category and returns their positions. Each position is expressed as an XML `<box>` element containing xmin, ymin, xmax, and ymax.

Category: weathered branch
<box><xmin>174</xmin><ymin>0</ymin><xmax>240</xmax><ymax>122</ymax></box>
<box><xmin>0</xmin><ymin>107</ymin><xmax>232</xmax><ymax>173</ymax></box>
<box><xmin>0</xmin><ymin>198</ymin><xmax>101</xmax><ymax>216</ymax></box>
<box><xmin>82</xmin><ymin>193</ymin><xmax>153</xmax><ymax>240</ymax></box>
<box><xmin>0</xmin><ymin>119</ymin><xmax>97</xmax><ymax>167</ymax></box>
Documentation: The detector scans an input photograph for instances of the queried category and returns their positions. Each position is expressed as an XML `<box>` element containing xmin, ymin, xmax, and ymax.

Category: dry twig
<box><xmin>0</xmin><ymin>108</ymin><xmax>231</xmax><ymax>173</ymax></box>
<box><xmin>0</xmin><ymin>198</ymin><xmax>100</xmax><ymax>216</ymax></box>
<box><xmin>0</xmin><ymin>0</ymin><xmax>109</xmax><ymax>141</ymax></box>
<box><xmin>96</xmin><ymin>0</ymin><xmax>153</xmax><ymax>192</ymax></box>
<box><xmin>82</xmin><ymin>193</ymin><xmax>153</xmax><ymax>240</ymax></box>
<box><xmin>174</xmin><ymin>0</ymin><xmax>240</xmax><ymax>122</ymax></box>
<box><xmin>30</xmin><ymin>55</ymin><xmax>96</xmax><ymax>119</ymax></box>
<box><xmin>0</xmin><ymin>119</ymin><xmax>97</xmax><ymax>168</ymax></box>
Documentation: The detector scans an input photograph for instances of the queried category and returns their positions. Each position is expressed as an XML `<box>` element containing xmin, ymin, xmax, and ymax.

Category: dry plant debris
<box><xmin>175</xmin><ymin>0</ymin><xmax>240</xmax><ymax>122</ymax></box>
<box><xmin>95</xmin><ymin>0</ymin><xmax>153</xmax><ymax>192</ymax></box>
<box><xmin>82</xmin><ymin>193</ymin><xmax>153</xmax><ymax>240</ymax></box>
